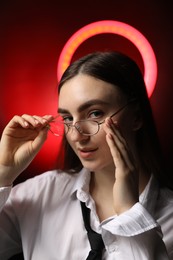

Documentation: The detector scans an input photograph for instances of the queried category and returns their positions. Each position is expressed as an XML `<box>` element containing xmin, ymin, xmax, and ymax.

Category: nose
<box><xmin>68</xmin><ymin>125</ymin><xmax>89</xmax><ymax>142</ymax></box>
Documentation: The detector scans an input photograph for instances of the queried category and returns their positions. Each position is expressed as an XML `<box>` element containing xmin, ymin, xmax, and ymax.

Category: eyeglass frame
<box><xmin>48</xmin><ymin>99</ymin><xmax>136</xmax><ymax>137</ymax></box>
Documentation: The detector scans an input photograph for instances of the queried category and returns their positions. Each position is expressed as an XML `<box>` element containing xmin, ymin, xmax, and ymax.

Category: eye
<box><xmin>89</xmin><ymin>110</ymin><xmax>104</xmax><ymax>120</ymax></box>
<box><xmin>61</xmin><ymin>115</ymin><xmax>73</xmax><ymax>124</ymax></box>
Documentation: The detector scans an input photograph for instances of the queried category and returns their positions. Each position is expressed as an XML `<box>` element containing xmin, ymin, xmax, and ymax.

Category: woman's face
<box><xmin>58</xmin><ymin>74</ymin><xmax>137</xmax><ymax>173</ymax></box>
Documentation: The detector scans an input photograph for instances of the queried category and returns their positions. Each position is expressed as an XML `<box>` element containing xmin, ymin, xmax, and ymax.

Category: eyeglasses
<box><xmin>48</xmin><ymin>100</ymin><xmax>134</xmax><ymax>137</ymax></box>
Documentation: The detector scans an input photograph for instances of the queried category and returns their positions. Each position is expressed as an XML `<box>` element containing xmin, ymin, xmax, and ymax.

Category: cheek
<box><xmin>117</xmin><ymin>115</ymin><xmax>136</xmax><ymax>145</ymax></box>
<box><xmin>65</xmin><ymin>136</ymin><xmax>75</xmax><ymax>150</ymax></box>
<box><xmin>116</xmin><ymin>110</ymin><xmax>132</xmax><ymax>130</ymax></box>
<box><xmin>95</xmin><ymin>130</ymin><xmax>113</xmax><ymax>156</ymax></box>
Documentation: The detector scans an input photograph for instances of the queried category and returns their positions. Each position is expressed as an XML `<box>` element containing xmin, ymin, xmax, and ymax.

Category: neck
<box><xmin>91</xmin><ymin>174</ymin><xmax>114</xmax><ymax>191</ymax></box>
<box><xmin>89</xmin><ymin>168</ymin><xmax>116</xmax><ymax>221</ymax></box>
<box><xmin>90</xmin><ymin>166</ymin><xmax>115</xmax><ymax>193</ymax></box>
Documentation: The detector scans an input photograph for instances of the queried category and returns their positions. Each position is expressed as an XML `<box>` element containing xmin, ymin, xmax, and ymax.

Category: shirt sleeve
<box><xmin>101</xmin><ymin>202</ymin><xmax>170</xmax><ymax>259</ymax></box>
<box><xmin>0</xmin><ymin>186</ymin><xmax>12</xmax><ymax>211</ymax></box>
<box><xmin>0</xmin><ymin>186</ymin><xmax>23</xmax><ymax>259</ymax></box>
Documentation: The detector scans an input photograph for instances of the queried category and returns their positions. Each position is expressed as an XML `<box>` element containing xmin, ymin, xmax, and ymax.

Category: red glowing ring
<box><xmin>57</xmin><ymin>20</ymin><xmax>157</xmax><ymax>97</ymax></box>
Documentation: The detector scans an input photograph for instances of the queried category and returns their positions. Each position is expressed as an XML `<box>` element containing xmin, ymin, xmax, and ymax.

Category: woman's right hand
<box><xmin>0</xmin><ymin>114</ymin><xmax>54</xmax><ymax>187</ymax></box>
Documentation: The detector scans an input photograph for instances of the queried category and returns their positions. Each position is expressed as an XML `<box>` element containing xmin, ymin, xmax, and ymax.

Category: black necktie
<box><xmin>80</xmin><ymin>202</ymin><xmax>105</xmax><ymax>260</ymax></box>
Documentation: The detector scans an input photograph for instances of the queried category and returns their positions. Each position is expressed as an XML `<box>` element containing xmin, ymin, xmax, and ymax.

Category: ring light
<box><xmin>57</xmin><ymin>20</ymin><xmax>157</xmax><ymax>97</ymax></box>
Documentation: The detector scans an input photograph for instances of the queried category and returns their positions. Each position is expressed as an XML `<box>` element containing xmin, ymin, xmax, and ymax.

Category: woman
<box><xmin>0</xmin><ymin>51</ymin><xmax>172</xmax><ymax>259</ymax></box>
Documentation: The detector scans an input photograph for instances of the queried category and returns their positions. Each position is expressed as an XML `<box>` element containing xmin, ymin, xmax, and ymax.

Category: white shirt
<box><xmin>0</xmin><ymin>168</ymin><xmax>173</xmax><ymax>260</ymax></box>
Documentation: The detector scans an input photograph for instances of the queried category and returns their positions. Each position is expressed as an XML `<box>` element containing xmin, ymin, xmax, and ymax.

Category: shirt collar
<box><xmin>70</xmin><ymin>168</ymin><xmax>91</xmax><ymax>202</ymax></box>
<box><xmin>71</xmin><ymin>169</ymin><xmax>159</xmax><ymax>215</ymax></box>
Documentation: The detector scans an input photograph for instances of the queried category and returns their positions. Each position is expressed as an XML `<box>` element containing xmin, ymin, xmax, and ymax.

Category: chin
<box><xmin>81</xmin><ymin>160</ymin><xmax>111</xmax><ymax>172</ymax></box>
<box><xmin>80</xmin><ymin>160</ymin><xmax>99</xmax><ymax>171</ymax></box>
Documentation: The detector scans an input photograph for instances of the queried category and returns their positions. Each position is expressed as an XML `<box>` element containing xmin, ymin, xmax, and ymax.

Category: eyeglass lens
<box><xmin>49</xmin><ymin>120</ymin><xmax>99</xmax><ymax>136</ymax></box>
<box><xmin>75</xmin><ymin>121</ymin><xmax>99</xmax><ymax>135</ymax></box>
<box><xmin>49</xmin><ymin>121</ymin><xmax>65</xmax><ymax>136</ymax></box>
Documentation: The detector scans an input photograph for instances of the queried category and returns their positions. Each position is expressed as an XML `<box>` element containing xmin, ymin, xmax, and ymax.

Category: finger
<box><xmin>106</xmin><ymin>120</ymin><xmax>136</xmax><ymax>169</ymax></box>
<box><xmin>106</xmin><ymin>118</ymin><xmax>126</xmax><ymax>146</ymax></box>
<box><xmin>21</xmin><ymin>114</ymin><xmax>53</xmax><ymax>128</ymax></box>
<box><xmin>21</xmin><ymin>114</ymin><xmax>42</xmax><ymax>127</ymax></box>
<box><xmin>31</xmin><ymin>127</ymin><xmax>49</xmax><ymax>153</ymax></box>
<box><xmin>104</xmin><ymin>118</ymin><xmax>128</xmax><ymax>156</ymax></box>
<box><xmin>106</xmin><ymin>132</ymin><xmax>134</xmax><ymax>172</ymax></box>
<box><xmin>42</xmin><ymin>115</ymin><xmax>54</xmax><ymax>121</ymax></box>
<box><xmin>106</xmin><ymin>132</ymin><xmax>125</xmax><ymax>167</ymax></box>
<box><xmin>33</xmin><ymin>115</ymin><xmax>53</xmax><ymax>125</ymax></box>
<box><xmin>105</xmin><ymin>120</ymin><xmax>134</xmax><ymax>171</ymax></box>
<box><xmin>6</xmin><ymin>115</ymin><xmax>30</xmax><ymax>129</ymax></box>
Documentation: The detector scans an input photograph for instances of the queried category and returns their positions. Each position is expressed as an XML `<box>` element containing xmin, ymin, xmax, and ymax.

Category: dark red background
<box><xmin>0</xmin><ymin>0</ymin><xmax>173</xmax><ymax>183</ymax></box>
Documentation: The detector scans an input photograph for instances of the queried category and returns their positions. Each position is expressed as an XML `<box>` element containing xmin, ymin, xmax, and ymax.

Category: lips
<box><xmin>78</xmin><ymin>147</ymin><xmax>98</xmax><ymax>158</ymax></box>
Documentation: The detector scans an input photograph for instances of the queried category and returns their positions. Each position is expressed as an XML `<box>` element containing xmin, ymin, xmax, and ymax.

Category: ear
<box><xmin>132</xmin><ymin>111</ymin><xmax>143</xmax><ymax>131</ymax></box>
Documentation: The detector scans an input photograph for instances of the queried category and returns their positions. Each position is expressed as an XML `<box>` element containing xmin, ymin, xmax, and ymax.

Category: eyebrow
<box><xmin>58</xmin><ymin>99</ymin><xmax>110</xmax><ymax>114</ymax></box>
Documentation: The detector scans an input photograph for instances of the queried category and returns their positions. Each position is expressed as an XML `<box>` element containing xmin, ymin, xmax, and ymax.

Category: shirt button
<box><xmin>107</xmin><ymin>241</ymin><xmax>118</xmax><ymax>253</ymax></box>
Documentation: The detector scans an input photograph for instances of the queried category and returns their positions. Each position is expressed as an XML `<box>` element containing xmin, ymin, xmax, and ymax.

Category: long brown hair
<box><xmin>57</xmin><ymin>51</ymin><xmax>171</xmax><ymax>188</ymax></box>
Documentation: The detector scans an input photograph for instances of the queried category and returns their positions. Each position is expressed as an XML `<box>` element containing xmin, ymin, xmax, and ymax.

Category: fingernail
<box><xmin>24</xmin><ymin>121</ymin><xmax>29</xmax><ymax>126</ymax></box>
<box><xmin>34</xmin><ymin>120</ymin><xmax>40</xmax><ymax>125</ymax></box>
<box><xmin>106</xmin><ymin>118</ymin><xmax>112</xmax><ymax>127</ymax></box>
<box><xmin>42</xmin><ymin>119</ymin><xmax>48</xmax><ymax>124</ymax></box>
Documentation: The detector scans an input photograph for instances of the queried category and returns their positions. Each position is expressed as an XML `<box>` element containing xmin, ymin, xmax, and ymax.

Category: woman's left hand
<box><xmin>104</xmin><ymin>118</ymin><xmax>139</xmax><ymax>215</ymax></box>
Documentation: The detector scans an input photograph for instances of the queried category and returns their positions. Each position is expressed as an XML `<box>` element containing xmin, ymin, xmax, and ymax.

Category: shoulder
<box><xmin>159</xmin><ymin>185</ymin><xmax>173</xmax><ymax>202</ymax></box>
<box><xmin>156</xmin><ymin>187</ymin><xmax>173</xmax><ymax>255</ymax></box>
<box><xmin>10</xmin><ymin>169</ymin><xmax>85</xmax><ymax>202</ymax></box>
<box><xmin>155</xmin><ymin>185</ymin><xmax>173</xmax><ymax>225</ymax></box>
<box><xmin>158</xmin><ymin>186</ymin><xmax>173</xmax><ymax>207</ymax></box>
